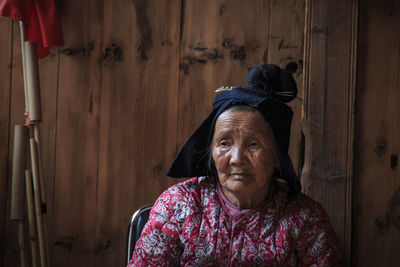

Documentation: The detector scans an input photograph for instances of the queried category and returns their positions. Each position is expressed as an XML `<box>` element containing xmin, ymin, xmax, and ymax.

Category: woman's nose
<box><xmin>229</xmin><ymin>145</ymin><xmax>245</xmax><ymax>164</ymax></box>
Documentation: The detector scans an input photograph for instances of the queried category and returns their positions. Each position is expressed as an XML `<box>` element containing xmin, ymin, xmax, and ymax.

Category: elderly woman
<box><xmin>129</xmin><ymin>64</ymin><xmax>341</xmax><ymax>266</ymax></box>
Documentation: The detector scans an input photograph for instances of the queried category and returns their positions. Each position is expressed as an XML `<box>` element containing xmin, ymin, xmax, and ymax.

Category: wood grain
<box><xmin>36</xmin><ymin>44</ymin><xmax>60</xmax><ymax>267</ymax></box>
<box><xmin>302</xmin><ymin>0</ymin><xmax>358</xmax><ymax>264</ymax></box>
<box><xmin>178</xmin><ymin>0</ymin><xmax>271</xmax><ymax>152</ymax></box>
<box><xmin>266</xmin><ymin>0</ymin><xmax>305</xmax><ymax>175</ymax></box>
<box><xmin>50</xmin><ymin>0</ymin><xmax>103</xmax><ymax>265</ymax></box>
<box><xmin>0</xmin><ymin>16</ymin><xmax>13</xmax><ymax>267</ymax></box>
<box><xmin>0</xmin><ymin>0</ymin><xmax>316</xmax><ymax>266</ymax></box>
<box><xmin>353</xmin><ymin>0</ymin><xmax>400</xmax><ymax>265</ymax></box>
<box><xmin>95</xmin><ymin>1</ymin><xmax>181</xmax><ymax>265</ymax></box>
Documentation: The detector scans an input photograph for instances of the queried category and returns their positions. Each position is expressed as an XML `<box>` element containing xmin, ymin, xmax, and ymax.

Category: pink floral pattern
<box><xmin>129</xmin><ymin>177</ymin><xmax>341</xmax><ymax>266</ymax></box>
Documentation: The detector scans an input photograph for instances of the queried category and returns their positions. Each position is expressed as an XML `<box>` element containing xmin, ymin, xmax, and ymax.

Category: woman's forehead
<box><xmin>214</xmin><ymin>109</ymin><xmax>274</xmax><ymax>138</ymax></box>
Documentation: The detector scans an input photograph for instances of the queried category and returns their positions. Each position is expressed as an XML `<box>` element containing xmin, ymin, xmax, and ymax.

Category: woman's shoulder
<box><xmin>284</xmin><ymin>192</ymin><xmax>331</xmax><ymax>225</ymax></box>
<box><xmin>283</xmin><ymin>192</ymin><xmax>341</xmax><ymax>264</ymax></box>
<box><xmin>272</xmin><ymin>179</ymin><xmax>328</xmax><ymax>220</ymax></box>
<box><xmin>162</xmin><ymin>176</ymin><xmax>211</xmax><ymax>195</ymax></box>
<box><xmin>156</xmin><ymin>176</ymin><xmax>215</xmax><ymax>207</ymax></box>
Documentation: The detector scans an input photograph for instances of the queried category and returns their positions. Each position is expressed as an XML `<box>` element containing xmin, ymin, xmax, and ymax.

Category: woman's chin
<box><xmin>225</xmin><ymin>180</ymin><xmax>251</xmax><ymax>192</ymax></box>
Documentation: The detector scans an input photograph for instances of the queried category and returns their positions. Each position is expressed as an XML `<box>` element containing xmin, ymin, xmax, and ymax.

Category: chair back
<box><xmin>126</xmin><ymin>204</ymin><xmax>152</xmax><ymax>264</ymax></box>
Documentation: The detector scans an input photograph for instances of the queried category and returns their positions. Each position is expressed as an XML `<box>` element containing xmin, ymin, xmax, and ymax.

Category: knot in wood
<box><xmin>374</xmin><ymin>139</ymin><xmax>387</xmax><ymax>156</ymax></box>
<box><xmin>375</xmin><ymin>215</ymin><xmax>389</xmax><ymax>235</ymax></box>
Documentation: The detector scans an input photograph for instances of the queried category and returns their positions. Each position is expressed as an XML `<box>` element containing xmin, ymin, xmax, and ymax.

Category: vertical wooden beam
<box><xmin>302</xmin><ymin>0</ymin><xmax>358</xmax><ymax>264</ymax></box>
<box><xmin>0</xmin><ymin>17</ymin><xmax>13</xmax><ymax>267</ymax></box>
<box><xmin>353</xmin><ymin>0</ymin><xmax>400</xmax><ymax>265</ymax></box>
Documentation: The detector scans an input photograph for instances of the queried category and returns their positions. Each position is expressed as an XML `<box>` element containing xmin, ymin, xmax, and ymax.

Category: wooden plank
<box><xmin>353</xmin><ymin>0</ymin><xmax>400</xmax><ymax>265</ymax></box>
<box><xmin>266</xmin><ymin>0</ymin><xmax>305</xmax><ymax>175</ymax></box>
<box><xmin>36</xmin><ymin>49</ymin><xmax>59</xmax><ymax>267</ymax></box>
<box><xmin>0</xmin><ymin>17</ymin><xmax>13</xmax><ymax>267</ymax></box>
<box><xmin>94</xmin><ymin>0</ymin><xmax>181</xmax><ymax>266</ymax></box>
<box><xmin>50</xmin><ymin>0</ymin><xmax>103</xmax><ymax>265</ymax></box>
<box><xmin>178</xmin><ymin>0</ymin><xmax>271</xmax><ymax>153</ymax></box>
<box><xmin>302</xmin><ymin>0</ymin><xmax>358</xmax><ymax>264</ymax></box>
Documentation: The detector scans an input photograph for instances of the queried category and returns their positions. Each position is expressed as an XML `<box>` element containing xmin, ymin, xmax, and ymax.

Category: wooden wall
<box><xmin>0</xmin><ymin>1</ymin><xmax>305</xmax><ymax>266</ymax></box>
<box><xmin>2</xmin><ymin>0</ymin><xmax>400</xmax><ymax>266</ymax></box>
<box><xmin>0</xmin><ymin>15</ymin><xmax>13</xmax><ymax>267</ymax></box>
<box><xmin>353</xmin><ymin>0</ymin><xmax>400</xmax><ymax>266</ymax></box>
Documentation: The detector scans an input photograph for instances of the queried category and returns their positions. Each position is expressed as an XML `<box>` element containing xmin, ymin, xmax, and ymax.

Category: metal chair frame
<box><xmin>126</xmin><ymin>204</ymin><xmax>153</xmax><ymax>265</ymax></box>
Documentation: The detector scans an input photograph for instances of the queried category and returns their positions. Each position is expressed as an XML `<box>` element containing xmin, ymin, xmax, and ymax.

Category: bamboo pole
<box><xmin>33</xmin><ymin>125</ymin><xmax>45</xmax><ymax>203</ymax></box>
<box><xmin>24</xmin><ymin>40</ymin><xmax>47</xmax><ymax>211</ymax></box>
<box><xmin>29</xmin><ymin>139</ymin><xmax>46</xmax><ymax>267</ymax></box>
<box><xmin>11</xmin><ymin>125</ymin><xmax>29</xmax><ymax>220</ymax></box>
<box><xmin>32</xmin><ymin>125</ymin><xmax>49</xmax><ymax>266</ymax></box>
<box><xmin>11</xmin><ymin>125</ymin><xmax>29</xmax><ymax>267</ymax></box>
<box><xmin>24</xmin><ymin>41</ymin><xmax>42</xmax><ymax>122</ymax></box>
<box><xmin>25</xmin><ymin>170</ymin><xmax>38</xmax><ymax>267</ymax></box>
<box><xmin>24</xmin><ymin>40</ymin><xmax>50</xmax><ymax>266</ymax></box>
<box><xmin>20</xmin><ymin>20</ymin><xmax>51</xmax><ymax>267</ymax></box>
<box><xmin>19</xmin><ymin>22</ymin><xmax>29</xmax><ymax>113</ymax></box>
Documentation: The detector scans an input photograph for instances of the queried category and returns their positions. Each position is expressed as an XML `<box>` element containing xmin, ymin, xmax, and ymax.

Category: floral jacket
<box><xmin>129</xmin><ymin>177</ymin><xmax>341</xmax><ymax>266</ymax></box>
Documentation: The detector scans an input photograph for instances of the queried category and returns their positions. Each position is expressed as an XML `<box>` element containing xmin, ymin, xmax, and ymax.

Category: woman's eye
<box><xmin>249</xmin><ymin>142</ymin><xmax>259</xmax><ymax>148</ymax></box>
<box><xmin>220</xmin><ymin>140</ymin><xmax>230</xmax><ymax>147</ymax></box>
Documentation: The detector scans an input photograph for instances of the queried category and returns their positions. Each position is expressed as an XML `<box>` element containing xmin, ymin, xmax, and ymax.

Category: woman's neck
<box><xmin>220</xmin><ymin>181</ymin><xmax>271</xmax><ymax>210</ymax></box>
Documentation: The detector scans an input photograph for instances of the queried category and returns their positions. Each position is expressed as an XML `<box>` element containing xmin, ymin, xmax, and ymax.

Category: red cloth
<box><xmin>129</xmin><ymin>177</ymin><xmax>342</xmax><ymax>266</ymax></box>
<box><xmin>0</xmin><ymin>0</ymin><xmax>64</xmax><ymax>59</ymax></box>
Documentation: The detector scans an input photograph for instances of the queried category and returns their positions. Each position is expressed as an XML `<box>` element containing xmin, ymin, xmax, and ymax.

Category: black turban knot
<box><xmin>166</xmin><ymin>64</ymin><xmax>301</xmax><ymax>197</ymax></box>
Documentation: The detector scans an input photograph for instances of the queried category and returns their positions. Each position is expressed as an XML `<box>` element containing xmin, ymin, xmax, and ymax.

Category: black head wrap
<box><xmin>166</xmin><ymin>64</ymin><xmax>301</xmax><ymax>197</ymax></box>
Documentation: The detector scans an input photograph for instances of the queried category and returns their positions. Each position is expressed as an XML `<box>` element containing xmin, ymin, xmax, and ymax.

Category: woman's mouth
<box><xmin>230</xmin><ymin>173</ymin><xmax>250</xmax><ymax>179</ymax></box>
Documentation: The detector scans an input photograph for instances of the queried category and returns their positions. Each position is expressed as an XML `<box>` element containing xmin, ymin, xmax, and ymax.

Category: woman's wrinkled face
<box><xmin>212</xmin><ymin>109</ymin><xmax>278</xmax><ymax>199</ymax></box>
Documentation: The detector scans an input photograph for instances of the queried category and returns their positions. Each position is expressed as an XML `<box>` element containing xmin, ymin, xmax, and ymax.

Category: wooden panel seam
<box><xmin>347</xmin><ymin>0</ymin><xmax>358</xmax><ymax>265</ymax></box>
